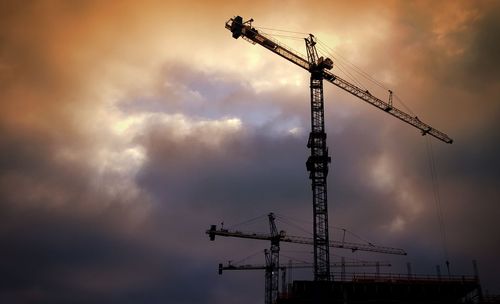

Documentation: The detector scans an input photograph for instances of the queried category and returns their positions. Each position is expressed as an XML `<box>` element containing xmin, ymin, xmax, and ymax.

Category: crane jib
<box><xmin>206</xmin><ymin>226</ymin><xmax>407</xmax><ymax>256</ymax></box>
<box><xmin>225</xmin><ymin>16</ymin><xmax>453</xmax><ymax>144</ymax></box>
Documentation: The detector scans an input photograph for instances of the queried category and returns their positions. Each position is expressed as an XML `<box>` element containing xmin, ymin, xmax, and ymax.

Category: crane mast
<box><xmin>305</xmin><ymin>33</ymin><xmax>333</xmax><ymax>281</ymax></box>
<box><xmin>225</xmin><ymin>15</ymin><xmax>453</xmax><ymax>284</ymax></box>
<box><xmin>268</xmin><ymin>213</ymin><xmax>280</xmax><ymax>303</ymax></box>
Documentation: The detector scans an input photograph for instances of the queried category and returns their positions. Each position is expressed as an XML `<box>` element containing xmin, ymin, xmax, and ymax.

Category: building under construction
<box><xmin>206</xmin><ymin>15</ymin><xmax>497</xmax><ymax>304</ymax></box>
<box><xmin>279</xmin><ymin>275</ymin><xmax>482</xmax><ymax>304</ymax></box>
<box><xmin>209</xmin><ymin>214</ymin><xmax>487</xmax><ymax>304</ymax></box>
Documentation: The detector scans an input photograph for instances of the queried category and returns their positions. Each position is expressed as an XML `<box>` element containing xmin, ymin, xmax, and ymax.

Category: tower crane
<box><xmin>207</xmin><ymin>214</ymin><xmax>407</xmax><ymax>256</ymax></box>
<box><xmin>219</xmin><ymin>260</ymin><xmax>391</xmax><ymax>274</ymax></box>
<box><xmin>219</xmin><ymin>250</ymin><xmax>391</xmax><ymax>304</ymax></box>
<box><xmin>218</xmin><ymin>249</ymin><xmax>285</xmax><ymax>304</ymax></box>
<box><xmin>225</xmin><ymin>16</ymin><xmax>453</xmax><ymax>282</ymax></box>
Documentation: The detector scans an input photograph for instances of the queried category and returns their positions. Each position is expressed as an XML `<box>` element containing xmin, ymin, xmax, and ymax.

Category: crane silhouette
<box><xmin>225</xmin><ymin>16</ymin><xmax>453</xmax><ymax>282</ymax></box>
<box><xmin>208</xmin><ymin>213</ymin><xmax>405</xmax><ymax>304</ymax></box>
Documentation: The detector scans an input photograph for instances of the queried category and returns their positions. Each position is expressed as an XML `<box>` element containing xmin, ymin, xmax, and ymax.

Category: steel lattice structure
<box><xmin>224</xmin><ymin>15</ymin><xmax>453</xmax><ymax>284</ymax></box>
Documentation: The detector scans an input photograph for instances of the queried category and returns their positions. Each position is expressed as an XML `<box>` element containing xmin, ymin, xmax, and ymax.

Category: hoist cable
<box><xmin>227</xmin><ymin>213</ymin><xmax>267</xmax><ymax>230</ymax></box>
<box><xmin>316</xmin><ymin>44</ymin><xmax>366</xmax><ymax>90</ymax></box>
<box><xmin>425</xmin><ymin>136</ymin><xmax>450</xmax><ymax>275</ymax></box>
<box><xmin>254</xmin><ymin>25</ymin><xmax>309</xmax><ymax>36</ymax></box>
<box><xmin>232</xmin><ymin>249</ymin><xmax>265</xmax><ymax>266</ymax></box>
<box><xmin>317</xmin><ymin>39</ymin><xmax>389</xmax><ymax>91</ymax></box>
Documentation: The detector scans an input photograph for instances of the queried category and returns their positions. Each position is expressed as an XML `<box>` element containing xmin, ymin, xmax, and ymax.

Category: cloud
<box><xmin>1</xmin><ymin>1</ymin><xmax>500</xmax><ymax>302</ymax></box>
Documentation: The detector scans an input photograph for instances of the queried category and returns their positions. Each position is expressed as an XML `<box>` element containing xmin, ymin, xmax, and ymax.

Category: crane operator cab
<box><xmin>230</xmin><ymin>16</ymin><xmax>244</xmax><ymax>39</ymax></box>
<box><xmin>228</xmin><ymin>16</ymin><xmax>258</xmax><ymax>40</ymax></box>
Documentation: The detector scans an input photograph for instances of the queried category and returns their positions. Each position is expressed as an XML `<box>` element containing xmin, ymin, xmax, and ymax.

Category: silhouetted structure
<box><xmin>225</xmin><ymin>15</ymin><xmax>453</xmax><ymax>284</ymax></box>
<box><xmin>278</xmin><ymin>275</ymin><xmax>482</xmax><ymax>304</ymax></box>
<box><xmin>204</xmin><ymin>15</ymin><xmax>489</xmax><ymax>304</ymax></box>
<box><xmin>208</xmin><ymin>213</ymin><xmax>404</xmax><ymax>303</ymax></box>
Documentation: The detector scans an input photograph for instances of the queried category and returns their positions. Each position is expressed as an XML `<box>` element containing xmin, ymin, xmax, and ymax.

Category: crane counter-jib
<box><xmin>225</xmin><ymin>17</ymin><xmax>311</xmax><ymax>71</ymax></box>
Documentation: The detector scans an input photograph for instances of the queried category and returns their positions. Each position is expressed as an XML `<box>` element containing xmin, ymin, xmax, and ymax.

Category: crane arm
<box><xmin>225</xmin><ymin>16</ymin><xmax>453</xmax><ymax>144</ymax></box>
<box><xmin>220</xmin><ymin>263</ymin><xmax>268</xmax><ymax>272</ymax></box>
<box><xmin>206</xmin><ymin>225</ymin><xmax>406</xmax><ymax>255</ymax></box>
<box><xmin>322</xmin><ymin>70</ymin><xmax>453</xmax><ymax>143</ymax></box>
<box><xmin>282</xmin><ymin>235</ymin><xmax>406</xmax><ymax>255</ymax></box>
<box><xmin>221</xmin><ymin>261</ymin><xmax>390</xmax><ymax>271</ymax></box>
<box><xmin>219</xmin><ymin>261</ymin><xmax>391</xmax><ymax>275</ymax></box>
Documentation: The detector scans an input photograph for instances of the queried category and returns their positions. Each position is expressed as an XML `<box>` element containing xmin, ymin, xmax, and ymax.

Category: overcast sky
<box><xmin>1</xmin><ymin>1</ymin><xmax>499</xmax><ymax>303</ymax></box>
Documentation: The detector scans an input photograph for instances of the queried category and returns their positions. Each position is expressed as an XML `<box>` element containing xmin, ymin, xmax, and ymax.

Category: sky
<box><xmin>1</xmin><ymin>0</ymin><xmax>499</xmax><ymax>303</ymax></box>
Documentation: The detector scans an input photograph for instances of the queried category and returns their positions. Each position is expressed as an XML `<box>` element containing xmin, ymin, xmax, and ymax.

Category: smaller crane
<box><xmin>219</xmin><ymin>259</ymin><xmax>390</xmax><ymax>273</ymax></box>
<box><xmin>219</xmin><ymin>250</ymin><xmax>391</xmax><ymax>304</ymax></box>
<box><xmin>219</xmin><ymin>249</ymin><xmax>284</xmax><ymax>304</ymax></box>
<box><xmin>207</xmin><ymin>213</ymin><xmax>407</xmax><ymax>256</ymax></box>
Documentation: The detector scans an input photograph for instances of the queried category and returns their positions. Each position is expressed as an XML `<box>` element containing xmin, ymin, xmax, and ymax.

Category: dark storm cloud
<box><xmin>130</xmin><ymin>62</ymin><xmax>430</xmax><ymax>248</ymax></box>
<box><xmin>0</xmin><ymin>205</ymin><xmax>221</xmax><ymax>303</ymax></box>
<box><xmin>377</xmin><ymin>0</ymin><xmax>500</xmax><ymax>256</ymax></box>
<box><xmin>0</xmin><ymin>123</ymin><xmax>224</xmax><ymax>303</ymax></box>
<box><xmin>136</xmin><ymin>126</ymin><xmax>308</xmax><ymax>213</ymax></box>
<box><xmin>1</xmin><ymin>1</ymin><xmax>500</xmax><ymax>303</ymax></box>
<box><xmin>130</xmin><ymin>64</ymin><xmax>309</xmax><ymax>213</ymax></box>
<box><xmin>316</xmin><ymin>0</ymin><xmax>500</xmax><ymax>284</ymax></box>
<box><xmin>0</xmin><ymin>2</ymin><xmax>271</xmax><ymax>302</ymax></box>
<box><xmin>458</xmin><ymin>2</ymin><xmax>500</xmax><ymax>87</ymax></box>
<box><xmin>0</xmin><ymin>125</ymin><xmax>141</xmax><ymax>302</ymax></box>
